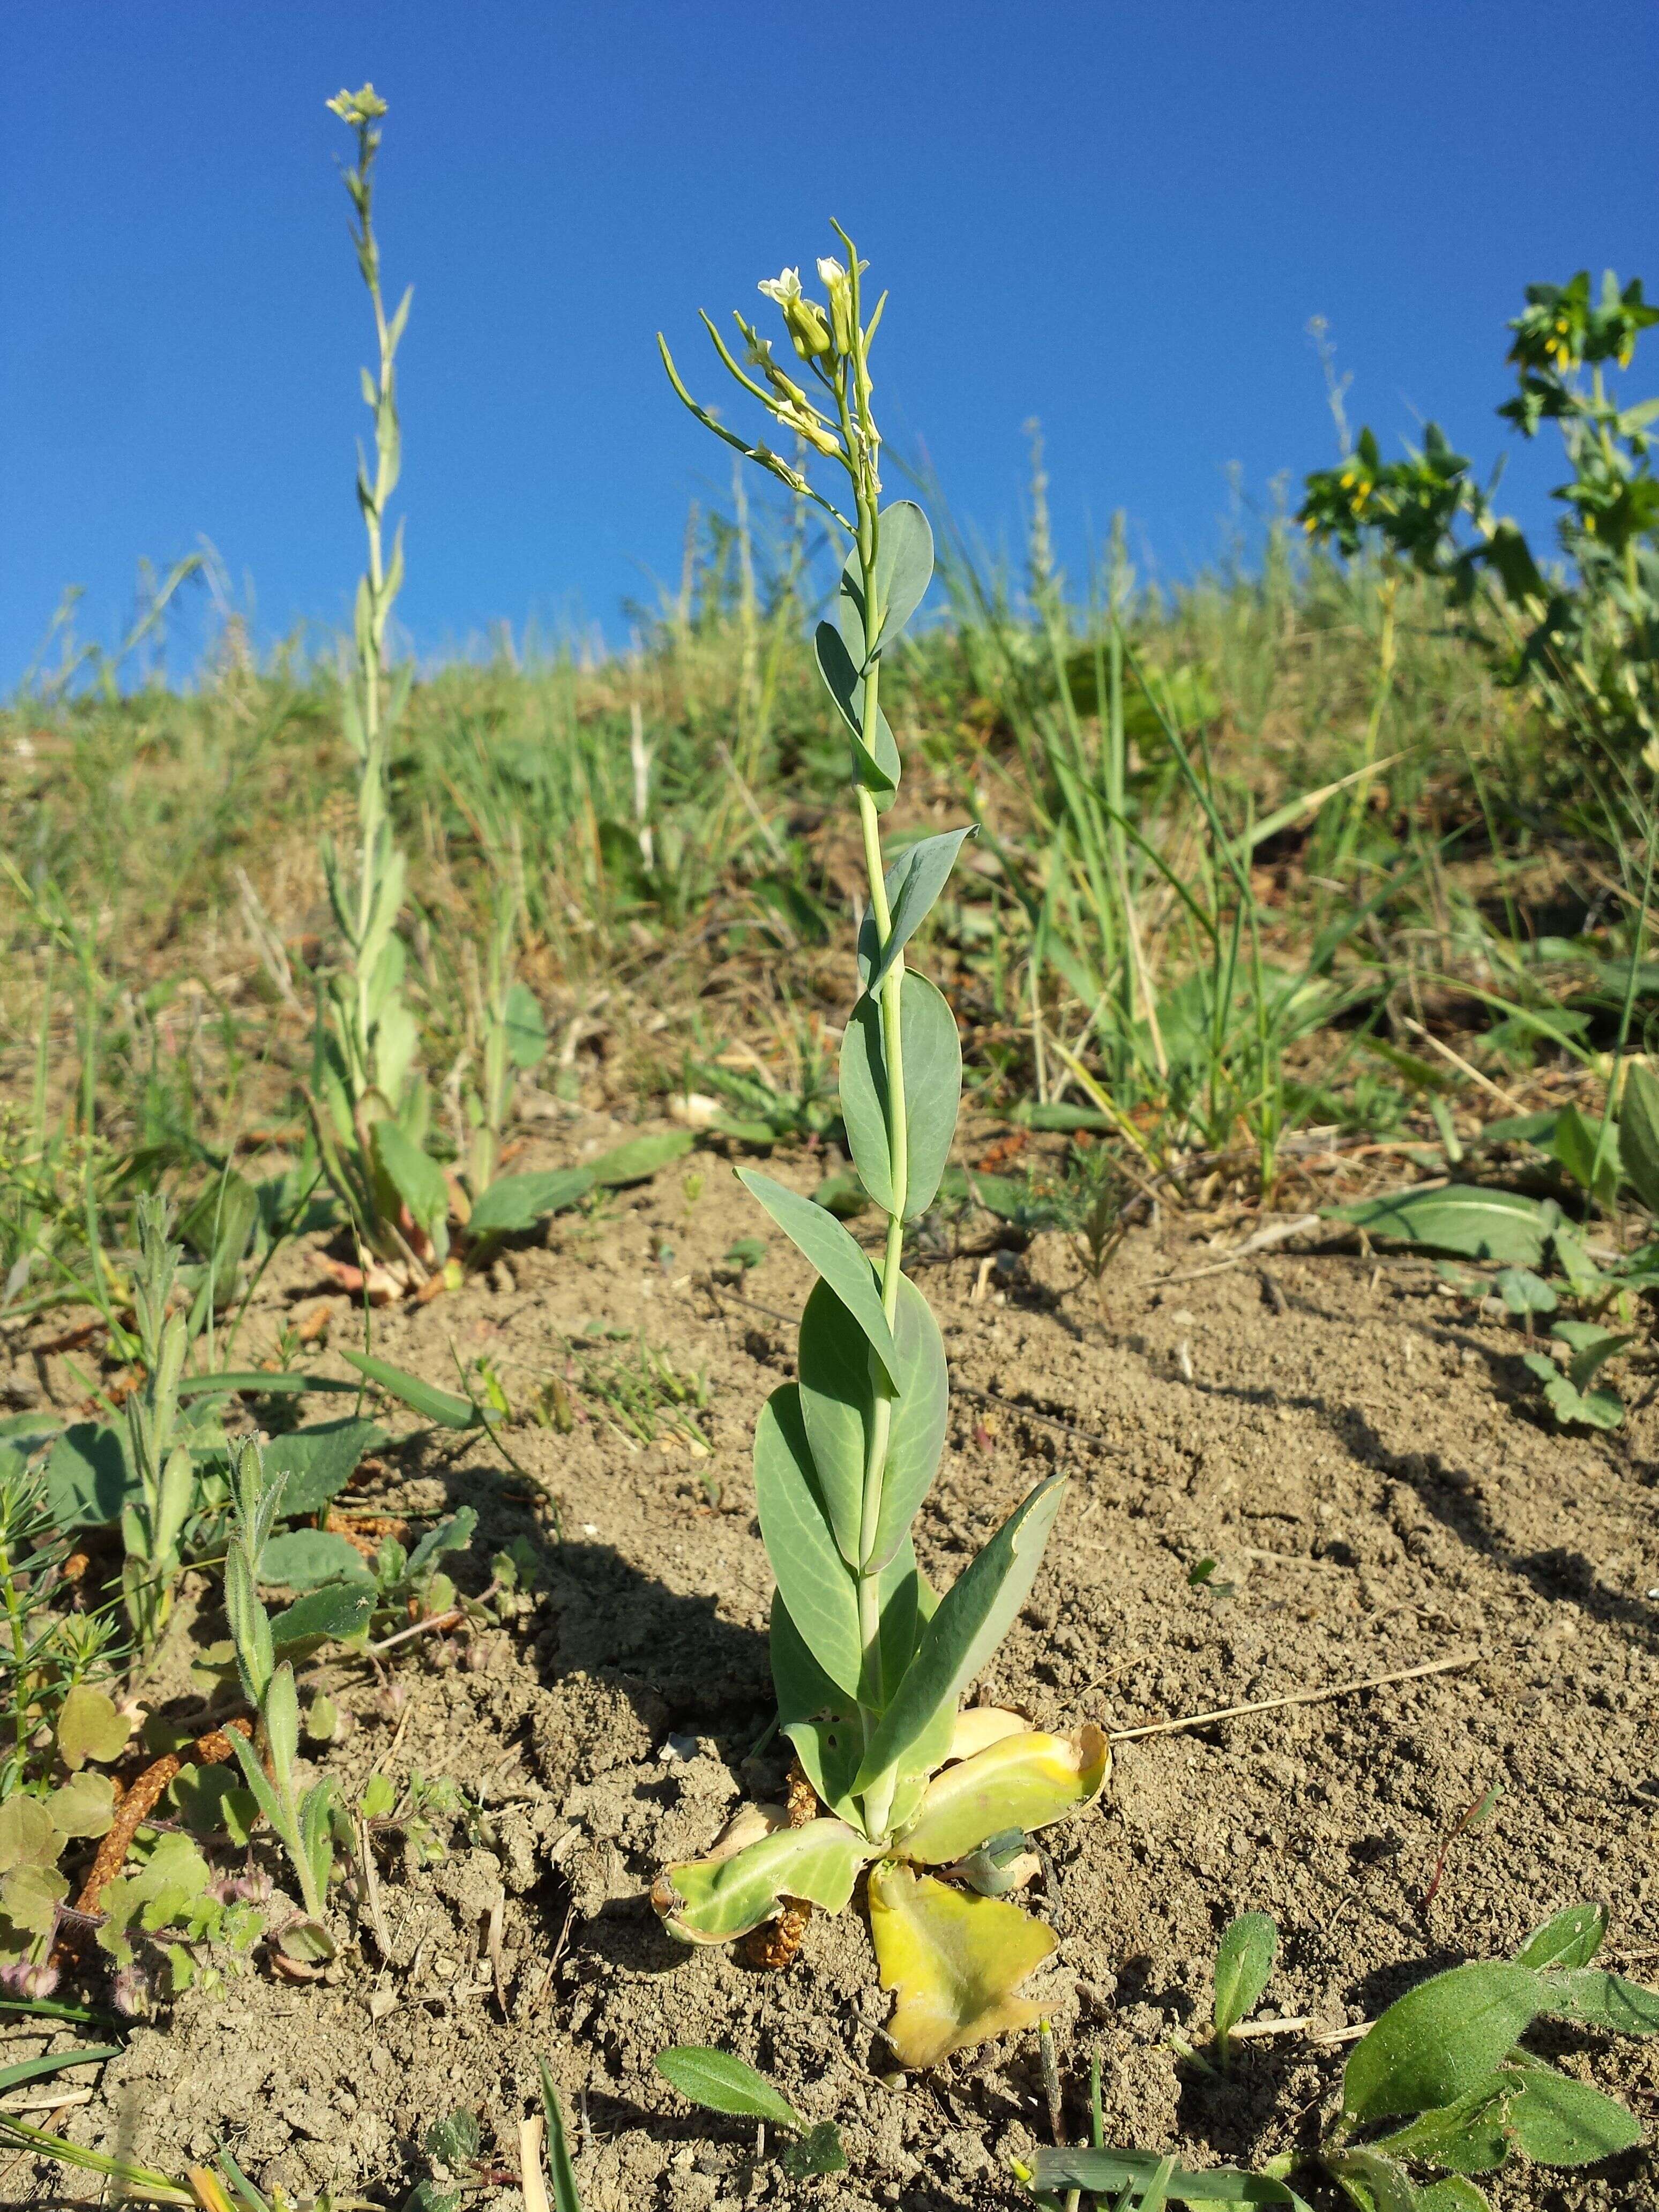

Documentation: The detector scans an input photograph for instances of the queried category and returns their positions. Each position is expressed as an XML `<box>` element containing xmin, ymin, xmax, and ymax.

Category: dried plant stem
<box><xmin>1108</xmin><ymin>1652</ymin><xmax>1475</xmax><ymax>1744</ymax></box>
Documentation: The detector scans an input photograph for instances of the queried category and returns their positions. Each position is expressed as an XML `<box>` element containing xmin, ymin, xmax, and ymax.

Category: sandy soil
<box><xmin>6</xmin><ymin>1120</ymin><xmax>1658</xmax><ymax>2209</ymax></box>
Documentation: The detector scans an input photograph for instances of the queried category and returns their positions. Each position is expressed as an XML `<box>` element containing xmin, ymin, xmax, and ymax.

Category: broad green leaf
<box><xmin>896</xmin><ymin>1725</ymin><xmax>1109</xmax><ymax>1865</ymax></box>
<box><xmin>1325</xmin><ymin>1186</ymin><xmax>1552</xmax><ymax>1266</ymax></box>
<box><xmin>797</xmin><ymin>1273</ymin><xmax>947</xmax><ymax>1572</ymax></box>
<box><xmin>467</xmin><ymin>1167</ymin><xmax>594</xmax><ymax>1237</ymax></box>
<box><xmin>0</xmin><ymin>1866</ymin><xmax>69</xmax><ymax>1938</ymax></box>
<box><xmin>735</xmin><ymin>1170</ymin><xmax>898</xmax><ymax>1381</ymax></box>
<box><xmin>1503</xmin><ymin>2053</ymin><xmax>1641</xmax><ymax>2165</ymax></box>
<box><xmin>1492</xmin><ymin>1267</ymin><xmax>1555</xmax><ymax>1316</ymax></box>
<box><xmin>1370</xmin><ymin>2078</ymin><xmax>1513</xmax><ymax>2173</ymax></box>
<box><xmin>42</xmin><ymin>1422</ymin><xmax>132</xmax><ymax>1529</ymax></box>
<box><xmin>502</xmin><ymin>981</ymin><xmax>547</xmax><ymax>1070</ymax></box>
<box><xmin>814</xmin><ymin>620</ymin><xmax>901</xmax><ymax>806</ymax></box>
<box><xmin>1522</xmin><ymin>1351</ymin><xmax>1625</xmax><ymax>1431</ymax></box>
<box><xmin>1341</xmin><ymin>1963</ymin><xmax>1543</xmax><ymax>2125</ymax></box>
<box><xmin>854</xmin><ymin>1475</ymin><xmax>1066</xmax><ymax>1796</ymax></box>
<box><xmin>840</xmin><ymin>501</ymin><xmax>935</xmax><ymax>664</ymax></box>
<box><xmin>1415</xmin><ymin>2183</ymin><xmax>1490</xmax><ymax>2212</ymax></box>
<box><xmin>1536</xmin><ymin>1964</ymin><xmax>1659</xmax><ymax>2035</ymax></box>
<box><xmin>778</xmin><ymin>2121</ymin><xmax>848</xmax><ymax>2179</ymax></box>
<box><xmin>1324</xmin><ymin>2147</ymin><xmax>1423</xmax><ymax>2211</ymax></box>
<box><xmin>653</xmin><ymin>2046</ymin><xmax>803</xmax><ymax>2131</ymax></box>
<box><xmin>1619</xmin><ymin>1063</ymin><xmax>1659</xmax><ymax>1214</ymax></box>
<box><xmin>1027</xmin><ymin>2148</ymin><xmax>1301</xmax><ymax>2205</ymax></box>
<box><xmin>168</xmin><ymin>1763</ymin><xmax>258</xmax><ymax>1847</ymax></box>
<box><xmin>861</xmin><ymin>829</ymin><xmax>975</xmax><ymax>996</ymax></box>
<box><xmin>405</xmin><ymin>1504</ymin><xmax>477</xmax><ymax>1581</ymax></box>
<box><xmin>257</xmin><ymin>1528</ymin><xmax>375</xmax><ymax>1590</ymax></box>
<box><xmin>0</xmin><ymin>1798</ymin><xmax>61</xmax><ymax>1874</ymax></box>
<box><xmin>653</xmin><ymin>1817</ymin><xmax>876</xmax><ymax>1942</ymax></box>
<box><xmin>264</xmin><ymin>1418</ymin><xmax>385</xmax><ymax>1518</ymax></box>
<box><xmin>1214</xmin><ymin>1911</ymin><xmax>1279</xmax><ymax>2046</ymax></box>
<box><xmin>1548</xmin><ymin>1103</ymin><xmax>1620</xmax><ymax>1209</ymax></box>
<box><xmin>44</xmin><ymin>1772</ymin><xmax>116</xmax><ymax>1840</ymax></box>
<box><xmin>1551</xmin><ymin>1319</ymin><xmax>1634</xmax><ymax>1392</ymax></box>
<box><xmin>588</xmin><ymin>1130</ymin><xmax>696</xmax><ymax>1186</ymax></box>
<box><xmin>839</xmin><ymin>970</ymin><xmax>962</xmax><ymax>1221</ymax></box>
<box><xmin>868</xmin><ymin>1862</ymin><xmax>1055</xmax><ymax>2068</ymax></box>
<box><xmin>373</xmin><ymin>1119</ymin><xmax>451</xmax><ymax>1262</ymax></box>
<box><xmin>538</xmin><ymin>2062</ymin><xmax>584</xmax><ymax>2212</ymax></box>
<box><xmin>270</xmin><ymin>1579</ymin><xmax>376</xmax><ymax>1653</ymax></box>
<box><xmin>752</xmin><ymin>1386</ymin><xmax>861</xmax><ymax>1700</ymax></box>
<box><xmin>1514</xmin><ymin>1901</ymin><xmax>1606</xmax><ymax>1971</ymax></box>
<box><xmin>56</xmin><ymin>1684</ymin><xmax>131</xmax><ymax>1770</ymax></box>
<box><xmin>340</xmin><ymin>1350</ymin><xmax>480</xmax><ymax>1430</ymax></box>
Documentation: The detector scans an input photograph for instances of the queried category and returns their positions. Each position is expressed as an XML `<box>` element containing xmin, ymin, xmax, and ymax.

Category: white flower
<box><xmin>758</xmin><ymin>268</ymin><xmax>803</xmax><ymax>307</ymax></box>
<box><xmin>816</xmin><ymin>256</ymin><xmax>847</xmax><ymax>288</ymax></box>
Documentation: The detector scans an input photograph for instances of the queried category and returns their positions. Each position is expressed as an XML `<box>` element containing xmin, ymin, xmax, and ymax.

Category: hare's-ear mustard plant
<box><xmin>651</xmin><ymin>235</ymin><xmax>1107</xmax><ymax>2067</ymax></box>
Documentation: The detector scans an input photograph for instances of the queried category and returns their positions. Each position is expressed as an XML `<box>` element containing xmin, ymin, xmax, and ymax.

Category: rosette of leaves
<box><xmin>652</xmin><ymin>237</ymin><xmax>1108</xmax><ymax>2068</ymax></box>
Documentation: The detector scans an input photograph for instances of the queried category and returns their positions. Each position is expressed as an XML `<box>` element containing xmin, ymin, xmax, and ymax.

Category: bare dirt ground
<box><xmin>7</xmin><ymin>1117</ymin><xmax>1658</xmax><ymax>2210</ymax></box>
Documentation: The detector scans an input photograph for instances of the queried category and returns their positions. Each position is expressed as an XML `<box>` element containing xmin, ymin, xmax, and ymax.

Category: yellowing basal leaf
<box><xmin>897</xmin><ymin>1727</ymin><xmax>1109</xmax><ymax>1866</ymax></box>
<box><xmin>652</xmin><ymin>1817</ymin><xmax>877</xmax><ymax>1944</ymax></box>
<box><xmin>867</xmin><ymin>1861</ymin><xmax>1056</xmax><ymax>2067</ymax></box>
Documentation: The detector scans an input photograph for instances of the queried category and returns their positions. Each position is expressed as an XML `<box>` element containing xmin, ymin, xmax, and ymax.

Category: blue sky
<box><xmin>3</xmin><ymin>1</ymin><xmax>1656</xmax><ymax>691</ymax></box>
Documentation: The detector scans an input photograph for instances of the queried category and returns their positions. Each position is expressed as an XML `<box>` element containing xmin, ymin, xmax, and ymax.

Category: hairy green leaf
<box><xmin>1214</xmin><ymin>1912</ymin><xmax>1279</xmax><ymax>2047</ymax></box>
<box><xmin>1536</xmin><ymin>1964</ymin><xmax>1659</xmax><ymax>2035</ymax></box>
<box><xmin>264</xmin><ymin>1418</ymin><xmax>385</xmax><ymax>1518</ymax></box>
<box><xmin>269</xmin><ymin>1580</ymin><xmax>376</xmax><ymax>1653</ymax></box>
<box><xmin>588</xmin><ymin>1130</ymin><xmax>696</xmax><ymax>1187</ymax></box>
<box><xmin>1027</xmin><ymin>2147</ymin><xmax>1301</xmax><ymax>2204</ymax></box>
<box><xmin>653</xmin><ymin>2046</ymin><xmax>803</xmax><ymax>2131</ymax></box>
<box><xmin>1370</xmin><ymin>2078</ymin><xmax>1514</xmax><ymax>2174</ymax></box>
<box><xmin>1325</xmin><ymin>1186</ymin><xmax>1552</xmax><ymax>1266</ymax></box>
<box><xmin>1341</xmin><ymin>1963</ymin><xmax>1543</xmax><ymax>2125</ymax></box>
<box><xmin>1503</xmin><ymin>2053</ymin><xmax>1641</xmax><ymax>2165</ymax></box>
<box><xmin>257</xmin><ymin>1528</ymin><xmax>375</xmax><ymax>1590</ymax></box>
<box><xmin>1514</xmin><ymin>1902</ymin><xmax>1606</xmax><ymax>1972</ymax></box>
<box><xmin>467</xmin><ymin>1167</ymin><xmax>593</xmax><ymax>1237</ymax></box>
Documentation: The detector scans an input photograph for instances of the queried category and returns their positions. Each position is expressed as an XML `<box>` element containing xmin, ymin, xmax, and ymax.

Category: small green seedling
<box><xmin>1026</xmin><ymin>1903</ymin><xmax>1658</xmax><ymax>2209</ymax></box>
<box><xmin>1523</xmin><ymin>1319</ymin><xmax>1631</xmax><ymax>1431</ymax></box>
<box><xmin>537</xmin><ymin>2060</ymin><xmax>585</xmax><ymax>2212</ymax></box>
<box><xmin>651</xmin><ymin>238</ymin><xmax>1106</xmax><ymax>2067</ymax></box>
<box><xmin>655</xmin><ymin>2046</ymin><xmax>847</xmax><ymax>2179</ymax></box>
<box><xmin>1212</xmin><ymin>1911</ymin><xmax>1277</xmax><ymax>2071</ymax></box>
<box><xmin>722</xmin><ymin>1236</ymin><xmax>768</xmax><ymax>1284</ymax></box>
<box><xmin>1421</xmin><ymin>1783</ymin><xmax>1503</xmax><ymax>1917</ymax></box>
